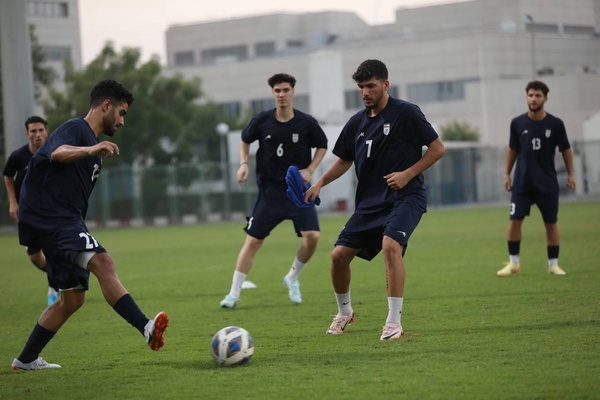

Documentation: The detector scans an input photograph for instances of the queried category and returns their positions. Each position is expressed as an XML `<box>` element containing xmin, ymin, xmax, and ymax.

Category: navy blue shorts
<box><xmin>335</xmin><ymin>197</ymin><xmax>426</xmax><ymax>261</ymax></box>
<box><xmin>19</xmin><ymin>218</ymin><xmax>107</xmax><ymax>291</ymax></box>
<box><xmin>510</xmin><ymin>187</ymin><xmax>559</xmax><ymax>223</ymax></box>
<box><xmin>245</xmin><ymin>181</ymin><xmax>320</xmax><ymax>240</ymax></box>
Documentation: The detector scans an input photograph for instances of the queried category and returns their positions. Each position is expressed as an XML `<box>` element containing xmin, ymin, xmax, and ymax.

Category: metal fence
<box><xmin>1</xmin><ymin>140</ymin><xmax>598</xmax><ymax>228</ymax></box>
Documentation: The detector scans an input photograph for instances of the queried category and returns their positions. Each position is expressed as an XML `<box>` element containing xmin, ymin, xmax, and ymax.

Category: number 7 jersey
<box><xmin>332</xmin><ymin>97</ymin><xmax>439</xmax><ymax>214</ymax></box>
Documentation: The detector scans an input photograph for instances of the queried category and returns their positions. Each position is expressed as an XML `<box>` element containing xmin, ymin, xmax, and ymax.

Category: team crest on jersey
<box><xmin>292</xmin><ymin>133</ymin><xmax>299</xmax><ymax>143</ymax></box>
<box><xmin>383</xmin><ymin>123</ymin><xmax>390</xmax><ymax>136</ymax></box>
<box><xmin>545</xmin><ymin>129</ymin><xmax>551</xmax><ymax>138</ymax></box>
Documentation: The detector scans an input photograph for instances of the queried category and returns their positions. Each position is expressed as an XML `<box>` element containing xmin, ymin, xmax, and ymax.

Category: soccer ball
<box><xmin>211</xmin><ymin>326</ymin><xmax>254</xmax><ymax>366</ymax></box>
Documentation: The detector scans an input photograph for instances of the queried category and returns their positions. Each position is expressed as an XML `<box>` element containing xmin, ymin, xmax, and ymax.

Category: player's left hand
<box><xmin>384</xmin><ymin>171</ymin><xmax>410</xmax><ymax>190</ymax></box>
<box><xmin>567</xmin><ymin>174</ymin><xmax>576</xmax><ymax>191</ymax></box>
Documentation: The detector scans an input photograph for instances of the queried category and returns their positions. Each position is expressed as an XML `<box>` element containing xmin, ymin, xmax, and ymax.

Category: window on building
<box><xmin>201</xmin><ymin>45</ymin><xmax>248</xmax><ymax>65</ymax></box>
<box><xmin>255</xmin><ymin>42</ymin><xmax>275</xmax><ymax>57</ymax></box>
<box><xmin>250</xmin><ymin>98</ymin><xmax>275</xmax><ymax>115</ymax></box>
<box><xmin>28</xmin><ymin>1</ymin><xmax>69</xmax><ymax>18</ymax></box>
<box><xmin>563</xmin><ymin>25</ymin><xmax>595</xmax><ymax>36</ymax></box>
<box><xmin>344</xmin><ymin>89</ymin><xmax>362</xmax><ymax>110</ymax></box>
<box><xmin>40</xmin><ymin>46</ymin><xmax>71</xmax><ymax>62</ymax></box>
<box><xmin>408</xmin><ymin>80</ymin><xmax>474</xmax><ymax>103</ymax></box>
<box><xmin>174</xmin><ymin>51</ymin><xmax>195</xmax><ymax>66</ymax></box>
<box><xmin>293</xmin><ymin>95</ymin><xmax>309</xmax><ymax>113</ymax></box>
<box><xmin>219</xmin><ymin>102</ymin><xmax>241</xmax><ymax>119</ymax></box>
<box><xmin>526</xmin><ymin>22</ymin><xmax>559</xmax><ymax>34</ymax></box>
<box><xmin>286</xmin><ymin>40</ymin><xmax>303</xmax><ymax>48</ymax></box>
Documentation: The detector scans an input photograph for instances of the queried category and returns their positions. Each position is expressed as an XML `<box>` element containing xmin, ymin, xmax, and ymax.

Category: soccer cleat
<box><xmin>497</xmin><ymin>261</ymin><xmax>521</xmax><ymax>277</ymax></box>
<box><xmin>326</xmin><ymin>312</ymin><xmax>355</xmax><ymax>335</ymax></box>
<box><xmin>380</xmin><ymin>322</ymin><xmax>404</xmax><ymax>340</ymax></box>
<box><xmin>144</xmin><ymin>311</ymin><xmax>169</xmax><ymax>351</ymax></box>
<box><xmin>283</xmin><ymin>276</ymin><xmax>302</xmax><ymax>304</ymax></box>
<box><xmin>11</xmin><ymin>357</ymin><xmax>61</xmax><ymax>371</ymax></box>
<box><xmin>47</xmin><ymin>287</ymin><xmax>59</xmax><ymax>306</ymax></box>
<box><xmin>220</xmin><ymin>294</ymin><xmax>239</xmax><ymax>309</ymax></box>
<box><xmin>548</xmin><ymin>264</ymin><xmax>566</xmax><ymax>276</ymax></box>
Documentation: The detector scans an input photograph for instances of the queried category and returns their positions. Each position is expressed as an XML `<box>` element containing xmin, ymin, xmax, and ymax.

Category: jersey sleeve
<box><xmin>2</xmin><ymin>152</ymin><xmax>17</xmax><ymax>177</ymax></box>
<box><xmin>43</xmin><ymin>119</ymin><xmax>89</xmax><ymax>160</ymax></box>
<box><xmin>508</xmin><ymin>118</ymin><xmax>520</xmax><ymax>151</ymax></box>
<box><xmin>555</xmin><ymin>118</ymin><xmax>571</xmax><ymax>152</ymax></box>
<box><xmin>241</xmin><ymin>114</ymin><xmax>263</xmax><ymax>144</ymax></box>
<box><xmin>407</xmin><ymin>104</ymin><xmax>439</xmax><ymax>146</ymax></box>
<box><xmin>308</xmin><ymin>117</ymin><xmax>328</xmax><ymax>149</ymax></box>
<box><xmin>332</xmin><ymin>117</ymin><xmax>358</xmax><ymax>162</ymax></box>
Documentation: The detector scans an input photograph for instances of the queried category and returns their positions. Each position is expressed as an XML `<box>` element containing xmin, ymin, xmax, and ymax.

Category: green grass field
<box><xmin>1</xmin><ymin>201</ymin><xmax>599</xmax><ymax>399</ymax></box>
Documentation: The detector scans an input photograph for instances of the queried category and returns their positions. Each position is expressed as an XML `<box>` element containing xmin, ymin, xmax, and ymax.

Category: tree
<box><xmin>43</xmin><ymin>42</ymin><xmax>238</xmax><ymax>165</ymax></box>
<box><xmin>439</xmin><ymin>120</ymin><xmax>480</xmax><ymax>142</ymax></box>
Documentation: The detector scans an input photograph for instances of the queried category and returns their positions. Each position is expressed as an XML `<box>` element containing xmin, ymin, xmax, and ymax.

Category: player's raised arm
<box><xmin>51</xmin><ymin>142</ymin><xmax>120</xmax><ymax>163</ymax></box>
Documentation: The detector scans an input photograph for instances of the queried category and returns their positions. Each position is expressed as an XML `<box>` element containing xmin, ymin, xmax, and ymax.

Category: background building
<box><xmin>165</xmin><ymin>0</ymin><xmax>600</xmax><ymax>148</ymax></box>
<box><xmin>0</xmin><ymin>0</ymin><xmax>82</xmax><ymax>159</ymax></box>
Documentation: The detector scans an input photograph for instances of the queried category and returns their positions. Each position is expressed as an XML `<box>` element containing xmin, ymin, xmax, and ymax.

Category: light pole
<box><xmin>525</xmin><ymin>14</ymin><xmax>536</xmax><ymax>79</ymax></box>
<box><xmin>216</xmin><ymin>122</ymin><xmax>231</xmax><ymax>220</ymax></box>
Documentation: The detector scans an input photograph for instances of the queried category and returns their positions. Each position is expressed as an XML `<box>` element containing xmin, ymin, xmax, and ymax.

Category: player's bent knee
<box><xmin>59</xmin><ymin>291</ymin><xmax>86</xmax><ymax>313</ymax></box>
<box><xmin>86</xmin><ymin>253</ymin><xmax>117</xmax><ymax>277</ymax></box>
<box><xmin>331</xmin><ymin>246</ymin><xmax>354</xmax><ymax>266</ymax></box>
<box><xmin>302</xmin><ymin>230</ymin><xmax>320</xmax><ymax>243</ymax></box>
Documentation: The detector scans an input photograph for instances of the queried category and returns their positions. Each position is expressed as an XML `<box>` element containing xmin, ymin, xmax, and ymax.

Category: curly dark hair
<box><xmin>90</xmin><ymin>79</ymin><xmax>135</xmax><ymax>107</ymax></box>
<box><xmin>352</xmin><ymin>59</ymin><xmax>388</xmax><ymax>82</ymax></box>
<box><xmin>525</xmin><ymin>80</ymin><xmax>549</xmax><ymax>96</ymax></box>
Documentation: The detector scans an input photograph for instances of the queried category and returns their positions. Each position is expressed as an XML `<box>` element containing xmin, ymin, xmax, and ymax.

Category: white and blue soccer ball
<box><xmin>211</xmin><ymin>326</ymin><xmax>254</xmax><ymax>366</ymax></box>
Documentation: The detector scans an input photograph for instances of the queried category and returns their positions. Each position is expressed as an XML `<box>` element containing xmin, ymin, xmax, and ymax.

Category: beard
<box><xmin>102</xmin><ymin>114</ymin><xmax>117</xmax><ymax>136</ymax></box>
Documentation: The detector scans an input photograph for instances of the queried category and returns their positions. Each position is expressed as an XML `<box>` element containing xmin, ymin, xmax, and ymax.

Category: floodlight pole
<box><xmin>216</xmin><ymin>123</ymin><xmax>231</xmax><ymax>220</ymax></box>
<box><xmin>526</xmin><ymin>14</ymin><xmax>536</xmax><ymax>79</ymax></box>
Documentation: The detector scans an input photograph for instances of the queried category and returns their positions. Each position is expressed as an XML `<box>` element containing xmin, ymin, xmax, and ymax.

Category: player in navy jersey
<box><xmin>497</xmin><ymin>80</ymin><xmax>575</xmax><ymax>277</ymax></box>
<box><xmin>3</xmin><ymin>116</ymin><xmax>59</xmax><ymax>305</ymax></box>
<box><xmin>11</xmin><ymin>80</ymin><xmax>168</xmax><ymax>372</ymax></box>
<box><xmin>305</xmin><ymin>59</ymin><xmax>445</xmax><ymax>340</ymax></box>
<box><xmin>220</xmin><ymin>73</ymin><xmax>328</xmax><ymax>309</ymax></box>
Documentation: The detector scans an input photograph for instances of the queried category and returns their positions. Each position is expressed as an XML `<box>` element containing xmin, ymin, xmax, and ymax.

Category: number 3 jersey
<box><xmin>19</xmin><ymin>118</ymin><xmax>102</xmax><ymax>232</ymax></box>
<box><xmin>242</xmin><ymin>109</ymin><xmax>328</xmax><ymax>186</ymax></box>
<box><xmin>509</xmin><ymin>113</ymin><xmax>570</xmax><ymax>194</ymax></box>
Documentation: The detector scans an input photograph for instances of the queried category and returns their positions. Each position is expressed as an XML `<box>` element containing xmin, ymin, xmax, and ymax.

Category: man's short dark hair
<box><xmin>526</xmin><ymin>80</ymin><xmax>549</xmax><ymax>96</ymax></box>
<box><xmin>268</xmin><ymin>73</ymin><xmax>296</xmax><ymax>88</ymax></box>
<box><xmin>352</xmin><ymin>59</ymin><xmax>388</xmax><ymax>82</ymax></box>
<box><xmin>24</xmin><ymin>116</ymin><xmax>47</xmax><ymax>130</ymax></box>
<box><xmin>90</xmin><ymin>79</ymin><xmax>135</xmax><ymax>107</ymax></box>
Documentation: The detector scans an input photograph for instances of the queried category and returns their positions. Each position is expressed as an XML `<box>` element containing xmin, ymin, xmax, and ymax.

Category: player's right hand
<box><xmin>8</xmin><ymin>202</ymin><xmax>18</xmax><ymax>221</ymax></box>
<box><xmin>237</xmin><ymin>164</ymin><xmax>249</xmax><ymax>186</ymax></box>
<box><xmin>92</xmin><ymin>141</ymin><xmax>120</xmax><ymax>158</ymax></box>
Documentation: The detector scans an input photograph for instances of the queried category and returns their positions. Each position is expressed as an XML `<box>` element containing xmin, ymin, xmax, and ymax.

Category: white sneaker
<box><xmin>548</xmin><ymin>264</ymin><xmax>567</xmax><ymax>275</ymax></box>
<box><xmin>220</xmin><ymin>294</ymin><xmax>239</xmax><ymax>309</ymax></box>
<box><xmin>497</xmin><ymin>261</ymin><xmax>521</xmax><ymax>277</ymax></box>
<box><xmin>326</xmin><ymin>312</ymin><xmax>355</xmax><ymax>335</ymax></box>
<box><xmin>11</xmin><ymin>357</ymin><xmax>61</xmax><ymax>371</ymax></box>
<box><xmin>144</xmin><ymin>311</ymin><xmax>169</xmax><ymax>351</ymax></box>
<box><xmin>380</xmin><ymin>322</ymin><xmax>404</xmax><ymax>340</ymax></box>
<box><xmin>283</xmin><ymin>276</ymin><xmax>302</xmax><ymax>304</ymax></box>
